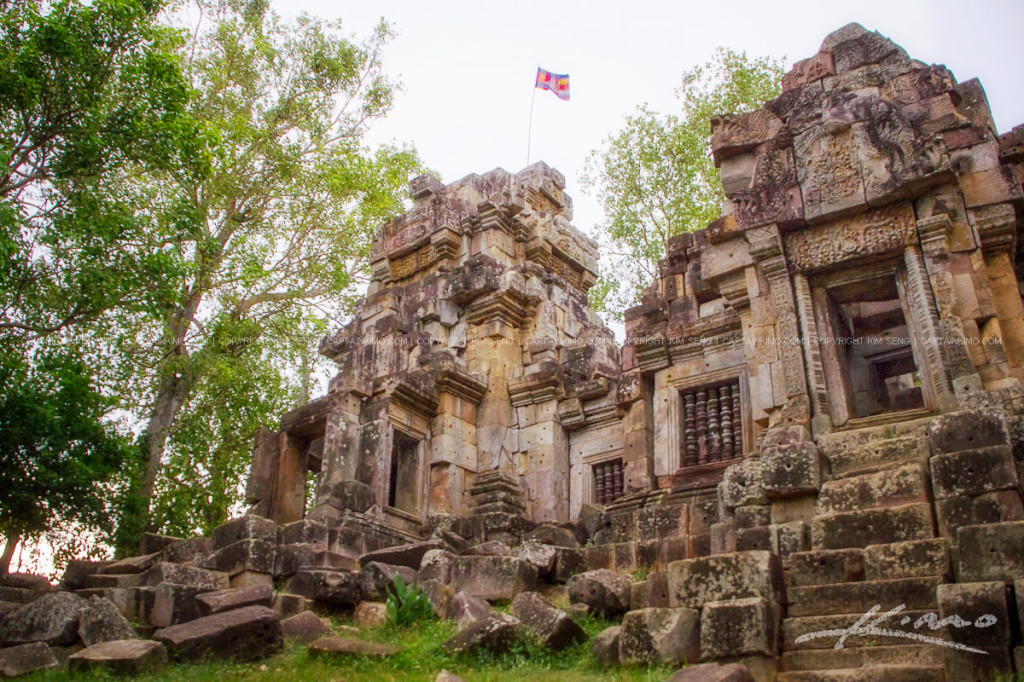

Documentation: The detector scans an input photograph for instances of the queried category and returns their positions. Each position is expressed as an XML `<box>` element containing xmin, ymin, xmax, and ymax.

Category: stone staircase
<box><xmin>777</xmin><ymin>417</ymin><xmax>950</xmax><ymax>681</ymax></box>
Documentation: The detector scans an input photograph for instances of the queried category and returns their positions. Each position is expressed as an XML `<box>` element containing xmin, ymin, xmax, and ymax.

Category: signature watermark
<box><xmin>794</xmin><ymin>604</ymin><xmax>996</xmax><ymax>654</ymax></box>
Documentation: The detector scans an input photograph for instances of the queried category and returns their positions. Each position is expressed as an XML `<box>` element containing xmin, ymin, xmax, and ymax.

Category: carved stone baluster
<box><xmin>683</xmin><ymin>392</ymin><xmax>697</xmax><ymax>467</ymax></box>
<box><xmin>595</xmin><ymin>464</ymin><xmax>606</xmax><ymax>504</ymax></box>
<box><xmin>696</xmin><ymin>390</ymin><xmax>708</xmax><ymax>465</ymax></box>
<box><xmin>732</xmin><ymin>384</ymin><xmax>743</xmax><ymax>455</ymax></box>
<box><xmin>707</xmin><ymin>388</ymin><xmax>721</xmax><ymax>462</ymax></box>
<box><xmin>611</xmin><ymin>460</ymin><xmax>623</xmax><ymax>500</ymax></box>
<box><xmin>720</xmin><ymin>385</ymin><xmax>733</xmax><ymax>459</ymax></box>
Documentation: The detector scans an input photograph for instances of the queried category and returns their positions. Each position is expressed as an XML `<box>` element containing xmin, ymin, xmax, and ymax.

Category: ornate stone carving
<box><xmin>784</xmin><ymin>202</ymin><xmax>917</xmax><ymax>272</ymax></box>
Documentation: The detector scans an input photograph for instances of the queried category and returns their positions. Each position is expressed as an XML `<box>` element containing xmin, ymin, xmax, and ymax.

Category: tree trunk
<box><xmin>136</xmin><ymin>370</ymin><xmax>191</xmax><ymax>513</ymax></box>
<box><xmin>0</xmin><ymin>530</ymin><xmax>20</xmax><ymax>574</ymax></box>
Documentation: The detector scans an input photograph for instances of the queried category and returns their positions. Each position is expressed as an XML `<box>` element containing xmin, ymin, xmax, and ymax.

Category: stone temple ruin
<box><xmin>3</xmin><ymin>22</ymin><xmax>1024</xmax><ymax>681</ymax></box>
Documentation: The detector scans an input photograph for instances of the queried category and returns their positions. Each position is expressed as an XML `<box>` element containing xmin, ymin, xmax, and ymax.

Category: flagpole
<box><xmin>527</xmin><ymin>66</ymin><xmax>538</xmax><ymax>166</ymax></box>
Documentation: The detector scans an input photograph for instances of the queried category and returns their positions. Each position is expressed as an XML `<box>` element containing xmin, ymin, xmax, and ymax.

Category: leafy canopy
<box><xmin>582</xmin><ymin>48</ymin><xmax>784</xmax><ymax>320</ymax></box>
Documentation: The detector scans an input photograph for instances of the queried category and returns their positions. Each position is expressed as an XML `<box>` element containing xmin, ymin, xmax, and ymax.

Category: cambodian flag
<box><xmin>535</xmin><ymin>68</ymin><xmax>570</xmax><ymax>101</ymax></box>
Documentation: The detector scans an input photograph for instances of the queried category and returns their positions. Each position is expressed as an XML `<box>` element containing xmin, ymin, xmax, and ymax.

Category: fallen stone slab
<box><xmin>444</xmin><ymin>591</ymin><xmax>492</xmax><ymax>630</ymax></box>
<box><xmin>516</xmin><ymin>542</ymin><xmax>558</xmax><ymax>578</ymax></box>
<box><xmin>212</xmin><ymin>515</ymin><xmax>278</xmax><ymax>550</ymax></box>
<box><xmin>68</xmin><ymin>639</ymin><xmax>167</xmax><ymax>675</ymax></box>
<box><xmin>0</xmin><ymin>575</ymin><xmax>52</xmax><ymax>593</ymax></box>
<box><xmin>78</xmin><ymin>595</ymin><xmax>137</xmax><ymax>646</ymax></box>
<box><xmin>272</xmin><ymin>593</ymin><xmax>311</xmax><ymax>620</ymax></box>
<box><xmin>460</xmin><ymin>540</ymin><xmax>512</xmax><ymax>556</ymax></box>
<box><xmin>354</xmin><ymin>601</ymin><xmax>388</xmax><ymax>629</ymax></box>
<box><xmin>359</xmin><ymin>562</ymin><xmax>416</xmax><ymax>602</ymax></box>
<box><xmin>619</xmin><ymin>607</ymin><xmax>699</xmax><ymax>666</ymax></box>
<box><xmin>448</xmin><ymin>555</ymin><xmax>538</xmax><ymax>601</ymax></box>
<box><xmin>567</xmin><ymin>569</ymin><xmax>632</xmax><ymax>618</ymax></box>
<box><xmin>280</xmin><ymin>610</ymin><xmax>333</xmax><ymax>644</ymax></box>
<box><xmin>667</xmin><ymin>551</ymin><xmax>782</xmax><ymax>608</ymax></box>
<box><xmin>590</xmin><ymin>625</ymin><xmax>620</xmax><ymax>666</ymax></box>
<box><xmin>0</xmin><ymin>592</ymin><xmax>88</xmax><ymax>646</ymax></box>
<box><xmin>359</xmin><ymin>540</ymin><xmax>444</xmax><ymax>570</ymax></box>
<box><xmin>667</xmin><ymin>662</ymin><xmax>755</xmax><ymax>681</ymax></box>
<box><xmin>153</xmin><ymin>605</ymin><xmax>282</xmax><ymax>662</ymax></box>
<box><xmin>151</xmin><ymin>583</ymin><xmax>215</xmax><ymax>627</ymax></box>
<box><xmin>0</xmin><ymin>642</ymin><xmax>59</xmax><ymax>677</ymax></box>
<box><xmin>307</xmin><ymin>636</ymin><xmax>400</xmax><ymax>659</ymax></box>
<box><xmin>98</xmin><ymin>552</ymin><xmax>162</xmax><ymax>575</ymax></box>
<box><xmin>138</xmin><ymin>563</ymin><xmax>229</xmax><ymax>590</ymax></box>
<box><xmin>61</xmin><ymin>560</ymin><xmax>114</xmax><ymax>591</ymax></box>
<box><xmin>162</xmin><ymin>537</ymin><xmax>215</xmax><ymax>565</ymax></box>
<box><xmin>509</xmin><ymin>592</ymin><xmax>586</xmax><ymax>651</ymax></box>
<box><xmin>444</xmin><ymin>612</ymin><xmax>524</xmax><ymax>655</ymax></box>
<box><xmin>195</xmin><ymin>584</ymin><xmax>273</xmax><ymax>616</ymax></box>
<box><xmin>286</xmin><ymin>570</ymin><xmax>361</xmax><ymax>606</ymax></box>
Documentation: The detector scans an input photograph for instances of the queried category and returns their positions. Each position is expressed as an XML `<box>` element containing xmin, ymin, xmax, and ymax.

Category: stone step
<box><xmin>823</xmin><ymin>436</ymin><xmax>932</xmax><ymax>481</ymax></box>
<box><xmin>815</xmin><ymin>463</ymin><xmax>930</xmax><ymax>515</ymax></box>
<box><xmin>810</xmin><ymin>503</ymin><xmax>935</xmax><ymax>550</ymax></box>
<box><xmin>781</xmin><ymin>644</ymin><xmax>946</xmax><ymax>672</ymax></box>
<box><xmin>782</xmin><ymin>610</ymin><xmax>934</xmax><ymax>651</ymax></box>
<box><xmin>818</xmin><ymin>415</ymin><xmax>934</xmax><ymax>460</ymax></box>
<box><xmin>776</xmin><ymin>665</ymin><xmax>945</xmax><ymax>682</ymax></box>
<box><xmin>786</xmin><ymin>577</ymin><xmax>942</xmax><ymax>617</ymax></box>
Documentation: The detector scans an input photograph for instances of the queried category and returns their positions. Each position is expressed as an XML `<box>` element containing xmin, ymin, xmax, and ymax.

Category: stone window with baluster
<box><xmin>679</xmin><ymin>379</ymin><xmax>743</xmax><ymax>468</ymax></box>
<box><xmin>592</xmin><ymin>458</ymin><xmax>624</xmax><ymax>505</ymax></box>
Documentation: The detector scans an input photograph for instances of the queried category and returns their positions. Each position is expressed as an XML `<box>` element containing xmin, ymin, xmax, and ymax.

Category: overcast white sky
<box><xmin>282</xmin><ymin>0</ymin><xmax>1024</xmax><ymax>245</ymax></box>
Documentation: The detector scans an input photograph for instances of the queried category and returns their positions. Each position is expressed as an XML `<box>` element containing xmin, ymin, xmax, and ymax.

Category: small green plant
<box><xmin>632</xmin><ymin>567</ymin><xmax>649</xmax><ymax>581</ymax></box>
<box><xmin>385</xmin><ymin>572</ymin><xmax>435</xmax><ymax>625</ymax></box>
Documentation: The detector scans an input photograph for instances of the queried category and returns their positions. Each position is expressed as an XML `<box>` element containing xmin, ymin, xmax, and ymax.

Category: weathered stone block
<box><xmin>448</xmin><ymin>555</ymin><xmax>537</xmax><ymax>602</ymax></box>
<box><xmin>162</xmin><ymin>537</ymin><xmax>214</xmax><ymax>565</ymax></box>
<box><xmin>815</xmin><ymin>463</ymin><xmax>929</xmax><ymax>514</ymax></box>
<box><xmin>957</xmin><ymin>522</ymin><xmax>1024</xmax><ymax>582</ymax></box>
<box><xmin>736</xmin><ymin>526</ymin><xmax>772</xmax><ymax>552</ymax></box>
<box><xmin>323</xmin><ymin>480</ymin><xmax>376</xmax><ymax>513</ymax></box>
<box><xmin>98</xmin><ymin>552</ymin><xmax>161</xmax><ymax>575</ymax></box>
<box><xmin>444</xmin><ymin>591</ymin><xmax>491</xmax><ymax>630</ymax></box>
<box><xmin>510</xmin><ymin>592</ymin><xmax>586</xmax><ymax>651</ymax></box>
<box><xmin>667</xmin><ymin>551</ymin><xmax>782</xmax><ymax>609</ymax></box>
<box><xmin>78</xmin><ymin>596</ymin><xmax>137</xmax><ymax>646</ymax></box>
<box><xmin>928</xmin><ymin>409</ymin><xmax>1008</xmax><ymax>454</ymax></box>
<box><xmin>195</xmin><ymin>584</ymin><xmax>273</xmax><ymax>617</ymax></box>
<box><xmin>358</xmin><ymin>562</ymin><xmax>416</xmax><ymax>602</ymax></box>
<box><xmin>353</xmin><ymin>601</ymin><xmax>388</xmax><ymax>629</ymax></box>
<box><xmin>516</xmin><ymin>542</ymin><xmax>557</xmax><ymax>578</ymax></box>
<box><xmin>700</xmin><ymin>597</ymin><xmax>779</xmax><ymax>659</ymax></box>
<box><xmin>930</xmin><ymin>446</ymin><xmax>1019</xmax><ymax>498</ymax></box>
<box><xmin>359</xmin><ymin>540</ymin><xmax>443</xmax><ymax>570</ymax></box>
<box><xmin>280</xmin><ymin>610</ymin><xmax>332</xmax><ymax>643</ymax></box>
<box><xmin>734</xmin><ymin>505</ymin><xmax>771</xmax><ymax>530</ymax></box>
<box><xmin>721</xmin><ymin>458</ymin><xmax>767</xmax><ymax>509</ymax></box>
<box><xmin>272</xmin><ymin>593</ymin><xmax>311</xmax><ymax>621</ymax></box>
<box><xmin>286</xmin><ymin>570</ymin><xmax>361</xmax><ymax>607</ymax></box>
<box><xmin>139</xmin><ymin>563</ymin><xmax>229</xmax><ymax>590</ymax></box>
<box><xmin>810</xmin><ymin>503</ymin><xmax>935</xmax><ymax>550</ymax></box>
<box><xmin>278</xmin><ymin>519</ymin><xmax>328</xmax><ymax>547</ymax></box>
<box><xmin>152</xmin><ymin>583</ymin><xmax>214</xmax><ymax>627</ymax></box>
<box><xmin>212</xmin><ymin>515</ymin><xmax>277</xmax><ymax>550</ymax></box>
<box><xmin>0</xmin><ymin>642</ymin><xmax>58</xmax><ymax>677</ymax></box>
<box><xmin>308</xmin><ymin>636</ymin><xmax>400</xmax><ymax>658</ymax></box>
<box><xmin>618</xmin><ymin>607</ymin><xmax>700</xmax><ymax>666</ymax></box>
<box><xmin>787</xmin><ymin>577</ymin><xmax>940</xmax><ymax>617</ymax></box>
<box><xmin>0</xmin><ymin>592</ymin><xmax>87</xmax><ymax>646</ymax></box>
<box><xmin>864</xmin><ymin>538</ymin><xmax>950</xmax><ymax>580</ymax></box>
<box><xmin>526</xmin><ymin>524</ymin><xmax>581</xmax><ymax>548</ymax></box>
<box><xmin>153</xmin><ymin>605</ymin><xmax>282</xmax><ymax>662</ymax></box>
<box><xmin>206</xmin><ymin>540</ymin><xmax>276</xmax><ymax>577</ymax></box>
<box><xmin>444</xmin><ymin>612</ymin><xmax>525</xmax><ymax>655</ymax></box>
<box><xmin>567</xmin><ymin>569</ymin><xmax>633</xmax><ymax>618</ymax></box>
<box><xmin>761</xmin><ymin>443</ymin><xmax>821</xmax><ymax>499</ymax></box>
<box><xmin>667</xmin><ymin>662</ymin><xmax>755</xmax><ymax>681</ymax></box>
<box><xmin>590</xmin><ymin>625</ymin><xmax>620</xmax><ymax>666</ymax></box>
<box><xmin>68</xmin><ymin>639</ymin><xmax>167</xmax><ymax>675</ymax></box>
<box><xmin>936</xmin><ymin>581</ymin><xmax>1011</xmax><ymax>647</ymax></box>
<box><xmin>552</xmin><ymin>547</ymin><xmax>586</xmax><ymax>583</ymax></box>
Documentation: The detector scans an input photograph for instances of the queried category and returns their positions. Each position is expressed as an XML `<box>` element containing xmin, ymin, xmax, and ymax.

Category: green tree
<box><xmin>0</xmin><ymin>0</ymin><xmax>203</xmax><ymax>569</ymax></box>
<box><xmin>109</xmin><ymin>1</ymin><xmax>424</xmax><ymax>549</ymax></box>
<box><xmin>582</xmin><ymin>48</ymin><xmax>784</xmax><ymax>320</ymax></box>
<box><xmin>0</xmin><ymin>347</ymin><xmax>132</xmax><ymax>573</ymax></box>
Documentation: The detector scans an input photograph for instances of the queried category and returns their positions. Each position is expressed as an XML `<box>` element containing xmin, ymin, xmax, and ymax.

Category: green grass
<box><xmin>26</xmin><ymin>613</ymin><xmax>673</xmax><ymax>681</ymax></box>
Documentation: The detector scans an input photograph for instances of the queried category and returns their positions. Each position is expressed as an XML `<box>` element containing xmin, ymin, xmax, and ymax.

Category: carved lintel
<box><xmin>784</xmin><ymin>203</ymin><xmax>917</xmax><ymax>272</ymax></box>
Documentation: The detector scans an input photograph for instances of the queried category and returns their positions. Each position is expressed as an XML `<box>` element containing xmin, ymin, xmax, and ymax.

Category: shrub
<box><xmin>385</xmin><ymin>573</ymin><xmax>435</xmax><ymax>625</ymax></box>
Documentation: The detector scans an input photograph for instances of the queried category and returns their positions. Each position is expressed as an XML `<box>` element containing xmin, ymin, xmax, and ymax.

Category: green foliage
<box><xmin>0</xmin><ymin>344</ymin><xmax>132</xmax><ymax>567</ymax></box>
<box><xmin>582</xmin><ymin>48</ymin><xmax>784</xmax><ymax>320</ymax></box>
<box><xmin>105</xmin><ymin>2</ymin><xmax>426</xmax><ymax>550</ymax></box>
<box><xmin>385</xmin><ymin>572</ymin><xmax>436</xmax><ymax>626</ymax></box>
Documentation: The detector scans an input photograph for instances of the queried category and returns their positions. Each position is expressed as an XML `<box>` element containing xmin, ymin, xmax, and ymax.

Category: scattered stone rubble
<box><xmin>3</xmin><ymin>22</ymin><xmax>1024</xmax><ymax>681</ymax></box>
